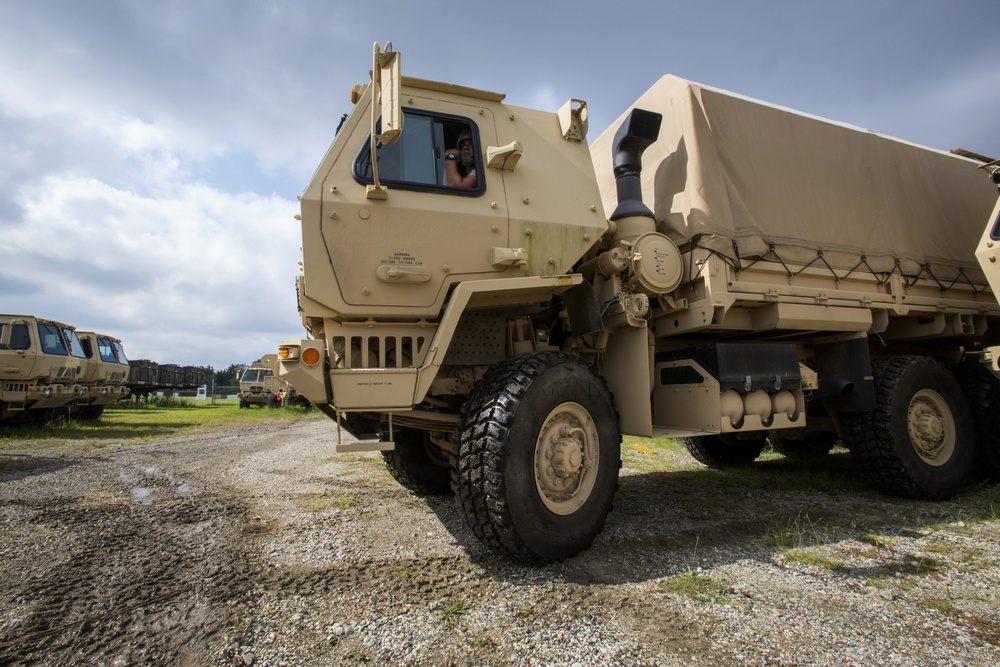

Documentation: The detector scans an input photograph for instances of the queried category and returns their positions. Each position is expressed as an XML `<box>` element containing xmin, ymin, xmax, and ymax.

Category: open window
<box><xmin>353</xmin><ymin>110</ymin><xmax>484</xmax><ymax>196</ymax></box>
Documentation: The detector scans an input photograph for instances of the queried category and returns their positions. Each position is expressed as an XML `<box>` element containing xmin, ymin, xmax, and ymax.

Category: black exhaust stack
<box><xmin>610</xmin><ymin>108</ymin><xmax>662</xmax><ymax>222</ymax></box>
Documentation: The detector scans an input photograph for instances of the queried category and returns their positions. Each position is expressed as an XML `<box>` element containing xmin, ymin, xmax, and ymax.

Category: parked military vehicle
<box><xmin>275</xmin><ymin>44</ymin><xmax>1000</xmax><ymax>561</ymax></box>
<box><xmin>126</xmin><ymin>360</ymin><xmax>208</xmax><ymax>398</ymax></box>
<box><xmin>74</xmin><ymin>331</ymin><xmax>131</xmax><ymax>419</ymax></box>
<box><xmin>238</xmin><ymin>356</ymin><xmax>287</xmax><ymax>408</ymax></box>
<box><xmin>0</xmin><ymin>315</ymin><xmax>88</xmax><ymax>424</ymax></box>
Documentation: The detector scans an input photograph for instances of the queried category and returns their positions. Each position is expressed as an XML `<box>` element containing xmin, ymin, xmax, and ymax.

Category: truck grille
<box><xmin>332</xmin><ymin>333</ymin><xmax>430</xmax><ymax>369</ymax></box>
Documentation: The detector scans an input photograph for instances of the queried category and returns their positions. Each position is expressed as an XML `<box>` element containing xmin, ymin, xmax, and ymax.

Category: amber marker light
<box><xmin>302</xmin><ymin>347</ymin><xmax>321</xmax><ymax>366</ymax></box>
<box><xmin>278</xmin><ymin>346</ymin><xmax>298</xmax><ymax>360</ymax></box>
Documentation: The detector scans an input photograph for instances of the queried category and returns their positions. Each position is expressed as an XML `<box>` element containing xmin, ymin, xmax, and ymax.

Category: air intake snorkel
<box><xmin>609</xmin><ymin>109</ymin><xmax>662</xmax><ymax>242</ymax></box>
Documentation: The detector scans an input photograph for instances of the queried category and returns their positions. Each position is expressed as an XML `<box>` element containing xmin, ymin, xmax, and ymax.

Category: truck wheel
<box><xmin>841</xmin><ymin>355</ymin><xmax>974</xmax><ymax>499</ymax></box>
<box><xmin>767</xmin><ymin>429</ymin><xmax>837</xmax><ymax>460</ymax></box>
<box><xmin>681</xmin><ymin>434</ymin><xmax>765</xmax><ymax>468</ymax></box>
<box><xmin>453</xmin><ymin>352</ymin><xmax>621</xmax><ymax>561</ymax></box>
<box><xmin>381</xmin><ymin>428</ymin><xmax>452</xmax><ymax>495</ymax></box>
<box><xmin>953</xmin><ymin>359</ymin><xmax>1000</xmax><ymax>482</ymax></box>
<box><xmin>239</xmin><ymin>397</ymin><xmax>249</xmax><ymax>409</ymax></box>
<box><xmin>73</xmin><ymin>405</ymin><xmax>105</xmax><ymax>421</ymax></box>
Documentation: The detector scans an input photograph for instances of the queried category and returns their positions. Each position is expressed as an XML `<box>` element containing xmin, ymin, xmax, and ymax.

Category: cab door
<box><xmin>321</xmin><ymin>96</ymin><xmax>511</xmax><ymax>313</ymax></box>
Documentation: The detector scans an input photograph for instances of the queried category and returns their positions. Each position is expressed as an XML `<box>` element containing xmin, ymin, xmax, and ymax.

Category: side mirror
<box><xmin>376</xmin><ymin>46</ymin><xmax>402</xmax><ymax>144</ymax></box>
<box><xmin>367</xmin><ymin>42</ymin><xmax>403</xmax><ymax>200</ymax></box>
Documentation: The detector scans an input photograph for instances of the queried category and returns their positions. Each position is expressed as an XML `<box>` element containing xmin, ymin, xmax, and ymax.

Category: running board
<box><xmin>330</xmin><ymin>410</ymin><xmax>396</xmax><ymax>453</ymax></box>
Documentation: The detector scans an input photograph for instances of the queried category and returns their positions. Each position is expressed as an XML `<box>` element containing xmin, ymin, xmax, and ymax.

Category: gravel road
<box><xmin>1</xmin><ymin>416</ymin><xmax>998</xmax><ymax>666</ymax></box>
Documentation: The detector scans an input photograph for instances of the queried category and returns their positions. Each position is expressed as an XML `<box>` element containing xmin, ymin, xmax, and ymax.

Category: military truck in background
<box><xmin>74</xmin><ymin>331</ymin><xmax>131</xmax><ymax>420</ymax></box>
<box><xmin>0</xmin><ymin>315</ymin><xmax>88</xmax><ymax>424</ymax></box>
<box><xmin>125</xmin><ymin>360</ymin><xmax>209</xmax><ymax>398</ymax></box>
<box><xmin>238</xmin><ymin>356</ymin><xmax>287</xmax><ymax>408</ymax></box>
<box><xmin>276</xmin><ymin>43</ymin><xmax>1000</xmax><ymax>561</ymax></box>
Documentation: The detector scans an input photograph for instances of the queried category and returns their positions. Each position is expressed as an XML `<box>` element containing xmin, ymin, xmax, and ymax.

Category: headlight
<box><xmin>302</xmin><ymin>347</ymin><xmax>321</xmax><ymax>366</ymax></box>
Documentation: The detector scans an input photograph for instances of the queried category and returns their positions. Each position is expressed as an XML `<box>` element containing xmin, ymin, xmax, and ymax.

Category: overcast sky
<box><xmin>2</xmin><ymin>0</ymin><xmax>998</xmax><ymax>371</ymax></box>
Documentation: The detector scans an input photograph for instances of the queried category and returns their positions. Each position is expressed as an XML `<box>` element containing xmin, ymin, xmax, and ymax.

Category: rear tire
<box><xmin>381</xmin><ymin>428</ymin><xmax>452</xmax><ymax>495</ymax></box>
<box><xmin>841</xmin><ymin>355</ymin><xmax>974</xmax><ymax>498</ymax></box>
<box><xmin>953</xmin><ymin>359</ymin><xmax>1000</xmax><ymax>482</ymax></box>
<box><xmin>681</xmin><ymin>434</ymin><xmax>765</xmax><ymax>468</ymax></box>
<box><xmin>767</xmin><ymin>428</ymin><xmax>836</xmax><ymax>460</ymax></box>
<box><xmin>452</xmin><ymin>352</ymin><xmax>621</xmax><ymax>561</ymax></box>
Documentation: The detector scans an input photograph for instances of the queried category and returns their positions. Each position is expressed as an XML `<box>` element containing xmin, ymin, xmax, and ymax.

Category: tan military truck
<box><xmin>74</xmin><ymin>331</ymin><xmax>131</xmax><ymax>420</ymax></box>
<box><xmin>0</xmin><ymin>315</ymin><xmax>88</xmax><ymax>425</ymax></box>
<box><xmin>238</xmin><ymin>355</ymin><xmax>288</xmax><ymax>408</ymax></box>
<box><xmin>276</xmin><ymin>44</ymin><xmax>1000</xmax><ymax>561</ymax></box>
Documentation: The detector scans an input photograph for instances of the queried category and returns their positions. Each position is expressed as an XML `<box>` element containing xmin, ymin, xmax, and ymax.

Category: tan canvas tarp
<box><xmin>592</xmin><ymin>75</ymin><xmax>998</xmax><ymax>284</ymax></box>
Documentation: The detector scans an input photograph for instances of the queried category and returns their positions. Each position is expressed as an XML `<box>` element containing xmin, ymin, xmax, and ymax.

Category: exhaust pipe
<box><xmin>610</xmin><ymin>108</ymin><xmax>662</xmax><ymax>223</ymax></box>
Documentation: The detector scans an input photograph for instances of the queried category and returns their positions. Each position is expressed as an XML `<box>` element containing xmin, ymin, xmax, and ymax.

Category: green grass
<box><xmin>0</xmin><ymin>401</ymin><xmax>320</xmax><ymax>453</ymax></box>
<box><xmin>659</xmin><ymin>570</ymin><xmax>727</xmax><ymax>602</ymax></box>
<box><xmin>784</xmin><ymin>549</ymin><xmax>845</xmax><ymax>571</ymax></box>
<box><xmin>301</xmin><ymin>492</ymin><xmax>355</xmax><ymax>512</ymax></box>
<box><xmin>921</xmin><ymin>597</ymin><xmax>956</xmax><ymax>612</ymax></box>
<box><xmin>438</xmin><ymin>598</ymin><xmax>474</xmax><ymax>626</ymax></box>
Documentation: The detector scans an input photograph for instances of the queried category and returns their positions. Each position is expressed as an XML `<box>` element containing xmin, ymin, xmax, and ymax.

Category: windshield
<box><xmin>113</xmin><ymin>341</ymin><xmax>129</xmax><ymax>365</ymax></box>
<box><xmin>241</xmin><ymin>368</ymin><xmax>272</xmax><ymax>383</ymax></box>
<box><xmin>96</xmin><ymin>337</ymin><xmax>118</xmax><ymax>362</ymax></box>
<box><xmin>62</xmin><ymin>328</ymin><xmax>87</xmax><ymax>359</ymax></box>
<box><xmin>38</xmin><ymin>324</ymin><xmax>68</xmax><ymax>355</ymax></box>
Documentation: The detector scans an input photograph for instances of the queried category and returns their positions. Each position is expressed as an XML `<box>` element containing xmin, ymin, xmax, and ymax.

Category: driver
<box><xmin>445</xmin><ymin>129</ymin><xmax>477</xmax><ymax>188</ymax></box>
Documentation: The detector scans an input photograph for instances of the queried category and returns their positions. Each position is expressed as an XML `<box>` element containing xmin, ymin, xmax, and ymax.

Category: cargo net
<box><xmin>689</xmin><ymin>239</ymin><xmax>990</xmax><ymax>296</ymax></box>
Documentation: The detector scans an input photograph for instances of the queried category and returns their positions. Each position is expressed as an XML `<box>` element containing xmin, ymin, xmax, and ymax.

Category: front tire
<box><xmin>841</xmin><ymin>355</ymin><xmax>974</xmax><ymax>498</ymax></box>
<box><xmin>953</xmin><ymin>359</ymin><xmax>1000</xmax><ymax>482</ymax></box>
<box><xmin>381</xmin><ymin>427</ymin><xmax>452</xmax><ymax>495</ymax></box>
<box><xmin>453</xmin><ymin>352</ymin><xmax>621</xmax><ymax>561</ymax></box>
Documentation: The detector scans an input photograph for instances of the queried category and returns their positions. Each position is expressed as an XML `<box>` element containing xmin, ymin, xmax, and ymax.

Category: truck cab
<box><xmin>0</xmin><ymin>315</ymin><xmax>88</xmax><ymax>424</ymax></box>
<box><xmin>75</xmin><ymin>331</ymin><xmax>132</xmax><ymax>419</ymax></box>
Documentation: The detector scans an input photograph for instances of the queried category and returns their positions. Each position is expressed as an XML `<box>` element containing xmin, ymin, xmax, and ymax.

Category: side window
<box><xmin>9</xmin><ymin>324</ymin><xmax>30</xmax><ymax>350</ymax></box>
<box><xmin>353</xmin><ymin>109</ymin><xmax>483</xmax><ymax>195</ymax></box>
<box><xmin>38</xmin><ymin>324</ymin><xmax>68</xmax><ymax>355</ymax></box>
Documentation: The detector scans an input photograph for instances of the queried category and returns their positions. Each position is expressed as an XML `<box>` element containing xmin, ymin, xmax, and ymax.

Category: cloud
<box><xmin>0</xmin><ymin>173</ymin><xmax>302</xmax><ymax>368</ymax></box>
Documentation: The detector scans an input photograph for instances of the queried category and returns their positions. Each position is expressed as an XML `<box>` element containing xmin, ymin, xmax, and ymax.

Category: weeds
<box><xmin>784</xmin><ymin>549</ymin><xmax>845</xmax><ymax>571</ymax></box>
<box><xmin>922</xmin><ymin>597</ymin><xmax>955</xmax><ymax>612</ymax></box>
<box><xmin>302</xmin><ymin>493</ymin><xmax>354</xmax><ymax>512</ymax></box>
<box><xmin>659</xmin><ymin>569</ymin><xmax>726</xmax><ymax>602</ymax></box>
<box><xmin>439</xmin><ymin>598</ymin><xmax>473</xmax><ymax>626</ymax></box>
<box><xmin>767</xmin><ymin>512</ymin><xmax>840</xmax><ymax>550</ymax></box>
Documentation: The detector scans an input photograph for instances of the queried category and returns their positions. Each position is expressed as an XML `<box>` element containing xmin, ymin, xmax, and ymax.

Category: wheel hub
<box><xmin>534</xmin><ymin>402</ymin><xmax>600</xmax><ymax>515</ymax></box>
<box><xmin>907</xmin><ymin>389</ymin><xmax>955</xmax><ymax>466</ymax></box>
<box><xmin>551</xmin><ymin>432</ymin><xmax>584</xmax><ymax>478</ymax></box>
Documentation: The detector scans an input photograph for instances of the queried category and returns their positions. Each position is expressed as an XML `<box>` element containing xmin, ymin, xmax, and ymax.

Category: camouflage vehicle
<box><xmin>276</xmin><ymin>44</ymin><xmax>1000</xmax><ymax>561</ymax></box>
<box><xmin>238</xmin><ymin>355</ymin><xmax>288</xmax><ymax>408</ymax></box>
<box><xmin>0</xmin><ymin>315</ymin><xmax>88</xmax><ymax>424</ymax></box>
<box><xmin>74</xmin><ymin>331</ymin><xmax>131</xmax><ymax>419</ymax></box>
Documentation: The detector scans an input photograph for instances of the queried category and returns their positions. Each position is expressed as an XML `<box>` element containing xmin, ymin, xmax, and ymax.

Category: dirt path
<box><xmin>1</xmin><ymin>418</ymin><xmax>998</xmax><ymax>666</ymax></box>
